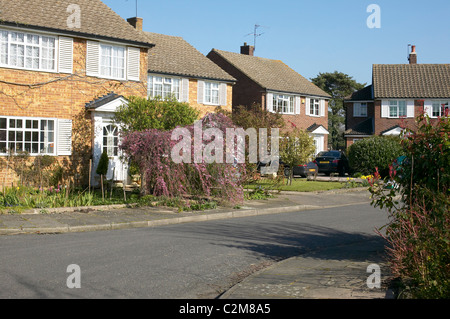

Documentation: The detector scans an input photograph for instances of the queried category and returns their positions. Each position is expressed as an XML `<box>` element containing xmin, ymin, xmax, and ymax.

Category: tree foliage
<box><xmin>311</xmin><ymin>71</ymin><xmax>366</xmax><ymax>150</ymax></box>
<box><xmin>280</xmin><ymin>126</ymin><xmax>316</xmax><ymax>185</ymax></box>
<box><xmin>114</xmin><ymin>96</ymin><xmax>200</xmax><ymax>133</ymax></box>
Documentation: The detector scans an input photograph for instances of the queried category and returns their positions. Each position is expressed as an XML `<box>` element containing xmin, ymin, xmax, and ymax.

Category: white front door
<box><xmin>313</xmin><ymin>135</ymin><xmax>324</xmax><ymax>155</ymax></box>
<box><xmin>92</xmin><ymin>114</ymin><xmax>128</xmax><ymax>186</ymax></box>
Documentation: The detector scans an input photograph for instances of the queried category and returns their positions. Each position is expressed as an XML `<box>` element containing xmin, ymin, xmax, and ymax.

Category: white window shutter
<box><xmin>181</xmin><ymin>78</ymin><xmax>189</xmax><ymax>102</ymax></box>
<box><xmin>423</xmin><ymin>100</ymin><xmax>432</xmax><ymax>117</ymax></box>
<box><xmin>127</xmin><ymin>47</ymin><xmax>140</xmax><ymax>81</ymax></box>
<box><xmin>219</xmin><ymin>83</ymin><xmax>227</xmax><ymax>106</ymax></box>
<box><xmin>381</xmin><ymin>100</ymin><xmax>389</xmax><ymax>118</ymax></box>
<box><xmin>320</xmin><ymin>99</ymin><xmax>325</xmax><ymax>117</ymax></box>
<box><xmin>58</xmin><ymin>36</ymin><xmax>73</xmax><ymax>74</ymax></box>
<box><xmin>57</xmin><ymin>119</ymin><xmax>73</xmax><ymax>156</ymax></box>
<box><xmin>266</xmin><ymin>93</ymin><xmax>273</xmax><ymax>112</ymax></box>
<box><xmin>407</xmin><ymin>100</ymin><xmax>415</xmax><ymax>118</ymax></box>
<box><xmin>86</xmin><ymin>41</ymin><xmax>100</xmax><ymax>76</ymax></box>
<box><xmin>305</xmin><ymin>97</ymin><xmax>310</xmax><ymax>115</ymax></box>
<box><xmin>295</xmin><ymin>96</ymin><xmax>301</xmax><ymax>114</ymax></box>
<box><xmin>197</xmin><ymin>80</ymin><xmax>204</xmax><ymax>104</ymax></box>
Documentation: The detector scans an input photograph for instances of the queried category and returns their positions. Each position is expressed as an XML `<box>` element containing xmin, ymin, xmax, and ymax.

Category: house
<box><xmin>126</xmin><ymin>19</ymin><xmax>236</xmax><ymax>117</ymax></box>
<box><xmin>207</xmin><ymin>43</ymin><xmax>331</xmax><ymax>154</ymax></box>
<box><xmin>0</xmin><ymin>0</ymin><xmax>153</xmax><ymax>188</ymax></box>
<box><xmin>344</xmin><ymin>46</ymin><xmax>450</xmax><ymax>148</ymax></box>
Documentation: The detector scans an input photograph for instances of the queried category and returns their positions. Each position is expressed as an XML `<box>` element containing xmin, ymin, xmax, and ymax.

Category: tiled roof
<box><xmin>209</xmin><ymin>49</ymin><xmax>331</xmax><ymax>98</ymax></box>
<box><xmin>373</xmin><ymin>64</ymin><xmax>450</xmax><ymax>99</ymax></box>
<box><xmin>0</xmin><ymin>0</ymin><xmax>153</xmax><ymax>47</ymax></box>
<box><xmin>345</xmin><ymin>85</ymin><xmax>373</xmax><ymax>101</ymax></box>
<box><xmin>145</xmin><ymin>33</ymin><xmax>235</xmax><ymax>82</ymax></box>
<box><xmin>344</xmin><ymin>118</ymin><xmax>374</xmax><ymax>136</ymax></box>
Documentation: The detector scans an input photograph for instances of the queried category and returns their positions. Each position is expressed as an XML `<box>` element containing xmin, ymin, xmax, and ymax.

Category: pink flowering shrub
<box><xmin>120</xmin><ymin>113</ymin><xmax>246</xmax><ymax>206</ymax></box>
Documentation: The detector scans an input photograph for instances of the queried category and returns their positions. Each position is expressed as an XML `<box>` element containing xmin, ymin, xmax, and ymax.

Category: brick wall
<box><xmin>0</xmin><ymin>37</ymin><xmax>149</xmax><ymax>187</ymax></box>
<box><xmin>187</xmin><ymin>79</ymin><xmax>233</xmax><ymax>117</ymax></box>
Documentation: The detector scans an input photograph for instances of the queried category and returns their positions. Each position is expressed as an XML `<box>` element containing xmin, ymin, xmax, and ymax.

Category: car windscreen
<box><xmin>317</xmin><ymin>151</ymin><xmax>341</xmax><ymax>157</ymax></box>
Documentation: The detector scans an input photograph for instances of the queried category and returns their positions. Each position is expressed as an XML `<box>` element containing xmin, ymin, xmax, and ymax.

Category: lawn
<box><xmin>245</xmin><ymin>178</ymin><xmax>348</xmax><ymax>192</ymax></box>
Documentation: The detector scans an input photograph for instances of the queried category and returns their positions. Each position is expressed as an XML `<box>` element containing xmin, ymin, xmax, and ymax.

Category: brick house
<box><xmin>344</xmin><ymin>46</ymin><xmax>450</xmax><ymax>148</ymax></box>
<box><xmin>207</xmin><ymin>43</ymin><xmax>331</xmax><ymax>155</ymax></box>
<box><xmin>0</xmin><ymin>0</ymin><xmax>153</xmax><ymax>188</ymax></box>
<box><xmin>139</xmin><ymin>23</ymin><xmax>236</xmax><ymax>117</ymax></box>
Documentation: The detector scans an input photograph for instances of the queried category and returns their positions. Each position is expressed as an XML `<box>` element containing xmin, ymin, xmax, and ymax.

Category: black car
<box><xmin>283</xmin><ymin>161</ymin><xmax>318</xmax><ymax>178</ymax></box>
<box><xmin>314</xmin><ymin>150</ymin><xmax>349</xmax><ymax>176</ymax></box>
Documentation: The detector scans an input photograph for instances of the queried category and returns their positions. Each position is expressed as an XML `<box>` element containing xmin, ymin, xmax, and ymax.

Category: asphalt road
<box><xmin>0</xmin><ymin>203</ymin><xmax>388</xmax><ymax>299</ymax></box>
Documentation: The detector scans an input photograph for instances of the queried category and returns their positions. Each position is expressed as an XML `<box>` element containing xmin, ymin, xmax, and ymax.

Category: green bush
<box><xmin>347</xmin><ymin>136</ymin><xmax>404</xmax><ymax>177</ymax></box>
<box><xmin>369</xmin><ymin>113</ymin><xmax>449</xmax><ymax>299</ymax></box>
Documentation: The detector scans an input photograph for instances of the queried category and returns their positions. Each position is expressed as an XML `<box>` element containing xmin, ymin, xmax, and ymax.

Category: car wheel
<box><xmin>284</xmin><ymin>167</ymin><xmax>290</xmax><ymax>177</ymax></box>
<box><xmin>339</xmin><ymin>166</ymin><xmax>346</xmax><ymax>177</ymax></box>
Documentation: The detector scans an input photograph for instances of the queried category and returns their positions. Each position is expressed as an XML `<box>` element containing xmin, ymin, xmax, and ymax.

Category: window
<box><xmin>204</xmin><ymin>82</ymin><xmax>219</xmax><ymax>105</ymax></box>
<box><xmin>0</xmin><ymin>117</ymin><xmax>55</xmax><ymax>155</ymax></box>
<box><xmin>432</xmin><ymin>100</ymin><xmax>449</xmax><ymax>117</ymax></box>
<box><xmin>354</xmin><ymin>102</ymin><xmax>368</xmax><ymax>117</ymax></box>
<box><xmin>148</xmin><ymin>76</ymin><xmax>181</xmax><ymax>100</ymax></box>
<box><xmin>0</xmin><ymin>29</ymin><xmax>56</xmax><ymax>71</ymax></box>
<box><xmin>310</xmin><ymin>99</ymin><xmax>320</xmax><ymax>116</ymax></box>
<box><xmin>100</xmin><ymin>44</ymin><xmax>125</xmax><ymax>79</ymax></box>
<box><xmin>273</xmin><ymin>94</ymin><xmax>294</xmax><ymax>114</ymax></box>
<box><xmin>389</xmin><ymin>100</ymin><xmax>406</xmax><ymax>118</ymax></box>
<box><xmin>103</xmin><ymin>125</ymin><xmax>119</xmax><ymax>157</ymax></box>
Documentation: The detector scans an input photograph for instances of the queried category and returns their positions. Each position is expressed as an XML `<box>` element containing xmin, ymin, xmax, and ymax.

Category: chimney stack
<box><xmin>240</xmin><ymin>42</ymin><xmax>255</xmax><ymax>56</ymax></box>
<box><xmin>127</xmin><ymin>17</ymin><xmax>143</xmax><ymax>31</ymax></box>
<box><xmin>409</xmin><ymin>45</ymin><xmax>417</xmax><ymax>64</ymax></box>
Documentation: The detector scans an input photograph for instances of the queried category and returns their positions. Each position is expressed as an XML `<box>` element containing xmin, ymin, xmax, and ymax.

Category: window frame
<box><xmin>431</xmin><ymin>100</ymin><xmax>449</xmax><ymax>118</ymax></box>
<box><xmin>0</xmin><ymin>28</ymin><xmax>57</xmax><ymax>72</ymax></box>
<box><xmin>388</xmin><ymin>100</ymin><xmax>407</xmax><ymax>118</ymax></box>
<box><xmin>310</xmin><ymin>98</ymin><xmax>320</xmax><ymax>116</ymax></box>
<box><xmin>99</xmin><ymin>43</ymin><xmax>126</xmax><ymax>80</ymax></box>
<box><xmin>203</xmin><ymin>81</ymin><xmax>220</xmax><ymax>105</ymax></box>
<box><xmin>353</xmin><ymin>102</ymin><xmax>368</xmax><ymax>117</ymax></box>
<box><xmin>0</xmin><ymin>116</ymin><xmax>57</xmax><ymax>156</ymax></box>
<box><xmin>273</xmin><ymin>94</ymin><xmax>295</xmax><ymax>114</ymax></box>
<box><xmin>148</xmin><ymin>75</ymin><xmax>181</xmax><ymax>100</ymax></box>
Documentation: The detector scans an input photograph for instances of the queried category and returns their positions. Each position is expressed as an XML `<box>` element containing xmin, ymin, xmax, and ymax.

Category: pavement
<box><xmin>0</xmin><ymin>187</ymin><xmax>395</xmax><ymax>299</ymax></box>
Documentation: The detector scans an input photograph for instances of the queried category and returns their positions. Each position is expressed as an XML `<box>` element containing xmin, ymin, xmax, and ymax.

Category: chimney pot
<box><xmin>127</xmin><ymin>17</ymin><xmax>143</xmax><ymax>31</ymax></box>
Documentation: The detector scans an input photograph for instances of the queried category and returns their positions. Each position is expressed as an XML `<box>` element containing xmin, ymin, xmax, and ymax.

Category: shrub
<box><xmin>347</xmin><ymin>136</ymin><xmax>404</xmax><ymax>177</ymax></box>
<box><xmin>120</xmin><ymin>113</ymin><xmax>246</xmax><ymax>206</ymax></box>
<box><xmin>369</xmin><ymin>113</ymin><xmax>449</xmax><ymax>299</ymax></box>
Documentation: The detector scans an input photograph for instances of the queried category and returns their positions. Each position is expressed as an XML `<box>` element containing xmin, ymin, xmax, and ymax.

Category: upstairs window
<box><xmin>204</xmin><ymin>82</ymin><xmax>220</xmax><ymax>105</ymax></box>
<box><xmin>353</xmin><ymin>102</ymin><xmax>368</xmax><ymax>117</ymax></box>
<box><xmin>389</xmin><ymin>100</ymin><xmax>406</xmax><ymax>118</ymax></box>
<box><xmin>273</xmin><ymin>94</ymin><xmax>294</xmax><ymax>114</ymax></box>
<box><xmin>148</xmin><ymin>76</ymin><xmax>181</xmax><ymax>100</ymax></box>
<box><xmin>0</xmin><ymin>29</ymin><xmax>56</xmax><ymax>71</ymax></box>
<box><xmin>100</xmin><ymin>44</ymin><xmax>126</xmax><ymax>80</ymax></box>
<box><xmin>310</xmin><ymin>99</ymin><xmax>320</xmax><ymax>116</ymax></box>
<box><xmin>432</xmin><ymin>100</ymin><xmax>449</xmax><ymax>117</ymax></box>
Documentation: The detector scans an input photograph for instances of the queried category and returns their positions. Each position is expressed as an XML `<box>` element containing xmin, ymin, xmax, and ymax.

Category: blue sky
<box><xmin>103</xmin><ymin>0</ymin><xmax>449</xmax><ymax>86</ymax></box>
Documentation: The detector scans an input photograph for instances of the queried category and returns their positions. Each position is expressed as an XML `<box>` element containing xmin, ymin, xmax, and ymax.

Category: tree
<box><xmin>96</xmin><ymin>151</ymin><xmax>109</xmax><ymax>201</ymax></box>
<box><xmin>280</xmin><ymin>127</ymin><xmax>316</xmax><ymax>185</ymax></box>
<box><xmin>311</xmin><ymin>71</ymin><xmax>366</xmax><ymax>150</ymax></box>
<box><xmin>114</xmin><ymin>96</ymin><xmax>200</xmax><ymax>133</ymax></box>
